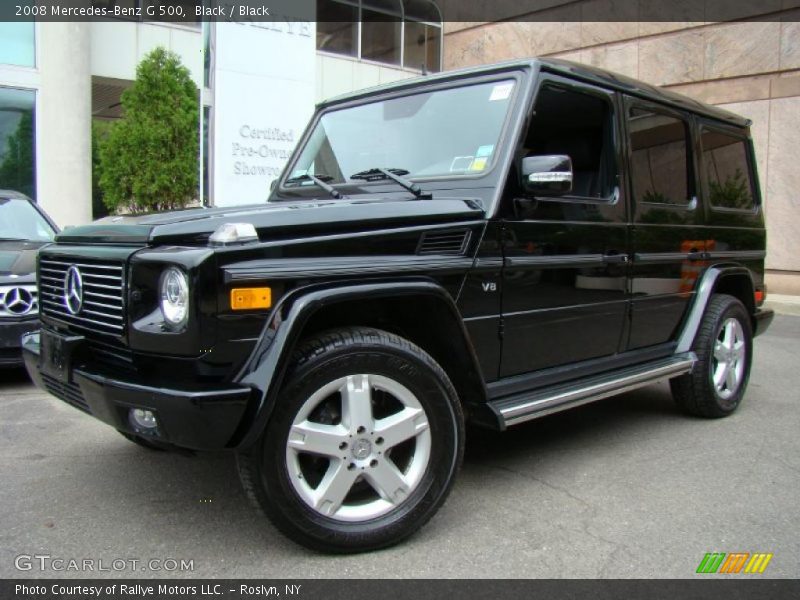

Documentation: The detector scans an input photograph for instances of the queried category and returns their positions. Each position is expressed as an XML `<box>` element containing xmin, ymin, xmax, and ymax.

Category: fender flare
<box><xmin>232</xmin><ymin>279</ymin><xmax>484</xmax><ymax>449</ymax></box>
<box><xmin>675</xmin><ymin>265</ymin><xmax>755</xmax><ymax>354</ymax></box>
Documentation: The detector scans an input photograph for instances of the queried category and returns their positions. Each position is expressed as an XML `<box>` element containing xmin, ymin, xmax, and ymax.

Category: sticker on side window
<box><xmin>489</xmin><ymin>83</ymin><xmax>514</xmax><ymax>102</ymax></box>
<box><xmin>476</xmin><ymin>145</ymin><xmax>494</xmax><ymax>158</ymax></box>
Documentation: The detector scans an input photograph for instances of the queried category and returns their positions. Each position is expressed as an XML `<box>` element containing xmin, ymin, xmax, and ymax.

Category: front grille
<box><xmin>41</xmin><ymin>373</ymin><xmax>91</xmax><ymax>414</ymax></box>
<box><xmin>39</xmin><ymin>257</ymin><xmax>125</xmax><ymax>337</ymax></box>
<box><xmin>88</xmin><ymin>338</ymin><xmax>135</xmax><ymax>371</ymax></box>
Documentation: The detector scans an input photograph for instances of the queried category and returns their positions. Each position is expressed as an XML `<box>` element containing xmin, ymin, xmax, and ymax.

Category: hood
<box><xmin>0</xmin><ymin>240</ymin><xmax>47</xmax><ymax>285</ymax></box>
<box><xmin>54</xmin><ymin>197</ymin><xmax>486</xmax><ymax>245</ymax></box>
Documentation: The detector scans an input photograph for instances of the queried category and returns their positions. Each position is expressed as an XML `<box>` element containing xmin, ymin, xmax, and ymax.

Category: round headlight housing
<box><xmin>159</xmin><ymin>267</ymin><xmax>190</xmax><ymax>328</ymax></box>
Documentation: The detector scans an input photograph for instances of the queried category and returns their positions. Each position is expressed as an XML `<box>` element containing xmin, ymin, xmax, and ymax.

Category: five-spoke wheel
<box><xmin>286</xmin><ymin>374</ymin><xmax>432</xmax><ymax>521</ymax></box>
<box><xmin>671</xmin><ymin>294</ymin><xmax>753</xmax><ymax>417</ymax></box>
<box><xmin>237</xmin><ymin>327</ymin><xmax>463</xmax><ymax>553</ymax></box>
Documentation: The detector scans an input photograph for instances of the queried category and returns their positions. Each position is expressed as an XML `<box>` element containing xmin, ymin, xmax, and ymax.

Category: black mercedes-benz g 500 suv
<box><xmin>23</xmin><ymin>59</ymin><xmax>773</xmax><ymax>553</ymax></box>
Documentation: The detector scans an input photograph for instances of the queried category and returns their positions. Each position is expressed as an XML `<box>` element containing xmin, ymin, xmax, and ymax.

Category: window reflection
<box><xmin>0</xmin><ymin>87</ymin><xmax>36</xmax><ymax>199</ymax></box>
<box><xmin>316</xmin><ymin>0</ymin><xmax>442</xmax><ymax>72</ymax></box>
<box><xmin>0</xmin><ymin>22</ymin><xmax>35</xmax><ymax>68</ymax></box>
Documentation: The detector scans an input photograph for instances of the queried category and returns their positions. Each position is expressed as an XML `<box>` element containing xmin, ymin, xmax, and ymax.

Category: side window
<box><xmin>700</xmin><ymin>128</ymin><xmax>755</xmax><ymax>211</ymax></box>
<box><xmin>628</xmin><ymin>107</ymin><xmax>691</xmax><ymax>206</ymax></box>
<box><xmin>521</xmin><ymin>84</ymin><xmax>617</xmax><ymax>200</ymax></box>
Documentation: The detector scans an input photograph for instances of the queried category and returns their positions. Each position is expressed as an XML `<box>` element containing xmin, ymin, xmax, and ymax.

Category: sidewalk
<box><xmin>766</xmin><ymin>294</ymin><xmax>800</xmax><ymax>316</ymax></box>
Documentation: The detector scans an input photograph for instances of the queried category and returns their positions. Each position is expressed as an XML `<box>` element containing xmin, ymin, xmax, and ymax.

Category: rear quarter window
<box><xmin>700</xmin><ymin>128</ymin><xmax>756</xmax><ymax>211</ymax></box>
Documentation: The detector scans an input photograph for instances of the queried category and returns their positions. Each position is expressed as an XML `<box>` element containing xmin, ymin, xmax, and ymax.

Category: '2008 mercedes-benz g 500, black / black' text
<box><xmin>23</xmin><ymin>59</ymin><xmax>773</xmax><ymax>552</ymax></box>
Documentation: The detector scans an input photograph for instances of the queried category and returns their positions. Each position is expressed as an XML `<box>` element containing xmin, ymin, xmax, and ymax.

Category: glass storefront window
<box><xmin>0</xmin><ymin>22</ymin><xmax>36</xmax><ymax>68</ymax></box>
<box><xmin>316</xmin><ymin>0</ymin><xmax>442</xmax><ymax>72</ymax></box>
<box><xmin>0</xmin><ymin>88</ymin><xmax>36</xmax><ymax>199</ymax></box>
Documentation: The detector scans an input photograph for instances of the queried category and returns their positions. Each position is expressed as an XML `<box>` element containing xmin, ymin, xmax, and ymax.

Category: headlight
<box><xmin>159</xmin><ymin>267</ymin><xmax>189</xmax><ymax>328</ymax></box>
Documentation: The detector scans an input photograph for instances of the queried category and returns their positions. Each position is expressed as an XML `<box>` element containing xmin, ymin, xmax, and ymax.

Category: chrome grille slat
<box><xmin>39</xmin><ymin>257</ymin><xmax>125</xmax><ymax>336</ymax></box>
<box><xmin>41</xmin><ymin>261</ymin><xmax>122</xmax><ymax>271</ymax></box>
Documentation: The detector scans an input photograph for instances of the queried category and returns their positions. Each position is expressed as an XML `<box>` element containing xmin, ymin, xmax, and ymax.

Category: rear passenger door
<box><xmin>624</xmin><ymin>98</ymin><xmax>705</xmax><ymax>350</ymax></box>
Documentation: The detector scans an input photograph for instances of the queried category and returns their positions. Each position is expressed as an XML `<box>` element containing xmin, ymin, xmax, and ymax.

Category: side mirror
<box><xmin>521</xmin><ymin>155</ymin><xmax>573</xmax><ymax>196</ymax></box>
<box><xmin>269</xmin><ymin>179</ymin><xmax>277</xmax><ymax>192</ymax></box>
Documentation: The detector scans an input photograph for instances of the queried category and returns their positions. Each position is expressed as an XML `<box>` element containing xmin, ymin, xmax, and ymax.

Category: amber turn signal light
<box><xmin>230</xmin><ymin>287</ymin><xmax>272</xmax><ymax>310</ymax></box>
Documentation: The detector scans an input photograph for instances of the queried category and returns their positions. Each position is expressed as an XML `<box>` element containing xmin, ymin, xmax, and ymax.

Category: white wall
<box><xmin>316</xmin><ymin>54</ymin><xmax>418</xmax><ymax>103</ymax></box>
<box><xmin>90</xmin><ymin>22</ymin><xmax>203</xmax><ymax>87</ymax></box>
<box><xmin>37</xmin><ymin>23</ymin><xmax>92</xmax><ymax>229</ymax></box>
<box><xmin>212</xmin><ymin>22</ymin><xmax>317</xmax><ymax>206</ymax></box>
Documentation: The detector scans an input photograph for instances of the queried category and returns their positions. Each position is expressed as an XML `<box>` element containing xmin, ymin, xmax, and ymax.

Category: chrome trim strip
<box><xmin>706</xmin><ymin>250</ymin><xmax>766</xmax><ymax>261</ymax></box>
<box><xmin>634</xmin><ymin>252</ymin><xmax>692</xmax><ymax>263</ymax></box>
<box><xmin>504</xmin><ymin>254</ymin><xmax>604</xmax><ymax>268</ymax></box>
<box><xmin>224</xmin><ymin>255</ymin><xmax>474</xmax><ymax>282</ymax></box>
<box><xmin>497</xmin><ymin>354</ymin><xmax>696</xmax><ymax>427</ymax></box>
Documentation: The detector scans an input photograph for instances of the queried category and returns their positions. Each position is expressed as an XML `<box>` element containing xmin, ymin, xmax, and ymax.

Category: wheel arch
<box><xmin>232</xmin><ymin>280</ymin><xmax>488</xmax><ymax>449</ymax></box>
<box><xmin>676</xmin><ymin>265</ymin><xmax>756</xmax><ymax>353</ymax></box>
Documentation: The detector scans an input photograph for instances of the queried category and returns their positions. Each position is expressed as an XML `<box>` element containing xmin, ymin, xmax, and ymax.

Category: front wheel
<box><xmin>237</xmin><ymin>327</ymin><xmax>464</xmax><ymax>553</ymax></box>
<box><xmin>671</xmin><ymin>294</ymin><xmax>753</xmax><ymax>418</ymax></box>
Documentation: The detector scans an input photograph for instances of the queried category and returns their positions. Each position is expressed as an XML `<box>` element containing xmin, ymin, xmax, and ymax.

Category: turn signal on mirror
<box><xmin>231</xmin><ymin>287</ymin><xmax>272</xmax><ymax>310</ymax></box>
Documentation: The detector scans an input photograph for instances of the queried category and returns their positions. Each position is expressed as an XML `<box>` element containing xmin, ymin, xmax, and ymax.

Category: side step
<box><xmin>489</xmin><ymin>353</ymin><xmax>696</xmax><ymax>429</ymax></box>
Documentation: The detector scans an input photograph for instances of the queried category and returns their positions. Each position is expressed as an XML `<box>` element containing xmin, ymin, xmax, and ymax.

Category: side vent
<box><xmin>417</xmin><ymin>229</ymin><xmax>471</xmax><ymax>256</ymax></box>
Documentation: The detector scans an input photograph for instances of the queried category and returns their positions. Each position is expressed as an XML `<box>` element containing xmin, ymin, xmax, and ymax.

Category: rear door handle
<box><xmin>687</xmin><ymin>251</ymin><xmax>709</xmax><ymax>261</ymax></box>
<box><xmin>603</xmin><ymin>253</ymin><xmax>629</xmax><ymax>264</ymax></box>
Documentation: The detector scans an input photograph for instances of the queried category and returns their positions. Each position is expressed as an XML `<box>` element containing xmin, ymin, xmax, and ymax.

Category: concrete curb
<box><xmin>765</xmin><ymin>294</ymin><xmax>800</xmax><ymax>317</ymax></box>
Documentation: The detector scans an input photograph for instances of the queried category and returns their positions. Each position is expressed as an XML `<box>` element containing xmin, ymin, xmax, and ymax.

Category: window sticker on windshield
<box><xmin>469</xmin><ymin>157</ymin><xmax>488</xmax><ymax>172</ymax></box>
<box><xmin>450</xmin><ymin>156</ymin><xmax>474</xmax><ymax>172</ymax></box>
<box><xmin>489</xmin><ymin>83</ymin><xmax>514</xmax><ymax>102</ymax></box>
<box><xmin>476</xmin><ymin>145</ymin><xmax>494</xmax><ymax>158</ymax></box>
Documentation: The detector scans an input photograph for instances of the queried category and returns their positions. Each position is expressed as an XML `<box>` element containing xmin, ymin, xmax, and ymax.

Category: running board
<box><xmin>489</xmin><ymin>353</ymin><xmax>697</xmax><ymax>429</ymax></box>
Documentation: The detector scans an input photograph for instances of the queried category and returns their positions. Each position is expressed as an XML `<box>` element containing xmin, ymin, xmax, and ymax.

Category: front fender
<box><xmin>231</xmin><ymin>279</ymin><xmax>481</xmax><ymax>449</ymax></box>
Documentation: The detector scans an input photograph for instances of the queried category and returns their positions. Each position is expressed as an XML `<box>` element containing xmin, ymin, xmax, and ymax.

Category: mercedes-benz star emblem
<box><xmin>64</xmin><ymin>266</ymin><xmax>84</xmax><ymax>315</ymax></box>
<box><xmin>4</xmin><ymin>287</ymin><xmax>35</xmax><ymax>315</ymax></box>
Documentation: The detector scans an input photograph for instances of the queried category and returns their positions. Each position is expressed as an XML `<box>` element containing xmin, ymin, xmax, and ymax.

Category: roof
<box><xmin>0</xmin><ymin>190</ymin><xmax>33</xmax><ymax>201</ymax></box>
<box><xmin>319</xmin><ymin>58</ymin><xmax>750</xmax><ymax>128</ymax></box>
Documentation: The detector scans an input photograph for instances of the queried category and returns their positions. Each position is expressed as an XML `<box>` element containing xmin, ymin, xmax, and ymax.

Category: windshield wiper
<box><xmin>350</xmin><ymin>168</ymin><xmax>432</xmax><ymax>200</ymax></box>
<box><xmin>284</xmin><ymin>173</ymin><xmax>344</xmax><ymax>199</ymax></box>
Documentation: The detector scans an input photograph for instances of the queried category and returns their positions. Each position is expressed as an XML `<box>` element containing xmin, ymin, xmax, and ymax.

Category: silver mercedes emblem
<box><xmin>351</xmin><ymin>438</ymin><xmax>372</xmax><ymax>460</ymax></box>
<box><xmin>4</xmin><ymin>287</ymin><xmax>35</xmax><ymax>315</ymax></box>
<box><xmin>64</xmin><ymin>266</ymin><xmax>84</xmax><ymax>315</ymax></box>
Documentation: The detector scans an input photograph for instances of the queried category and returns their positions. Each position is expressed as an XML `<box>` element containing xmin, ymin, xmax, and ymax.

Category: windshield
<box><xmin>286</xmin><ymin>79</ymin><xmax>517</xmax><ymax>188</ymax></box>
<box><xmin>0</xmin><ymin>198</ymin><xmax>56</xmax><ymax>242</ymax></box>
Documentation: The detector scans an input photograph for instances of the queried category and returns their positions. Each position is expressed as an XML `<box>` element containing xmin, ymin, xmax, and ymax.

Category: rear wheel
<box><xmin>671</xmin><ymin>294</ymin><xmax>753</xmax><ymax>418</ymax></box>
<box><xmin>237</xmin><ymin>327</ymin><xmax>464</xmax><ymax>553</ymax></box>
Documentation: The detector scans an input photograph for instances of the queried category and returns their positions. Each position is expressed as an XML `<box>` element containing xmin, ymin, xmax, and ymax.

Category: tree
<box><xmin>98</xmin><ymin>47</ymin><xmax>199</xmax><ymax>213</ymax></box>
<box><xmin>0</xmin><ymin>111</ymin><xmax>35</xmax><ymax>198</ymax></box>
<box><xmin>91</xmin><ymin>120</ymin><xmax>112</xmax><ymax>219</ymax></box>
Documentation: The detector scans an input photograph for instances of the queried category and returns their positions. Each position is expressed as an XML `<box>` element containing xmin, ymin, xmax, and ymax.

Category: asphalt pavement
<box><xmin>1</xmin><ymin>316</ymin><xmax>798</xmax><ymax>578</ymax></box>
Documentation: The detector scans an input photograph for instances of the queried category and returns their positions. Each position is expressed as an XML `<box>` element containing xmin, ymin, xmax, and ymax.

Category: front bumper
<box><xmin>22</xmin><ymin>331</ymin><xmax>254</xmax><ymax>451</ymax></box>
<box><xmin>0</xmin><ymin>316</ymin><xmax>38</xmax><ymax>367</ymax></box>
<box><xmin>753</xmin><ymin>307</ymin><xmax>774</xmax><ymax>337</ymax></box>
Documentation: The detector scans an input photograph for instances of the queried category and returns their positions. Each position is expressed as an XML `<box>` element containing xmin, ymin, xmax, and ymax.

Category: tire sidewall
<box><xmin>257</xmin><ymin>335</ymin><xmax>462</xmax><ymax>550</ymax></box>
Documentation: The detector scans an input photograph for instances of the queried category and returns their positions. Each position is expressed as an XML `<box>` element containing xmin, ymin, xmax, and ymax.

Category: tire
<box><xmin>237</xmin><ymin>327</ymin><xmax>464</xmax><ymax>553</ymax></box>
<box><xmin>670</xmin><ymin>294</ymin><xmax>753</xmax><ymax>418</ymax></box>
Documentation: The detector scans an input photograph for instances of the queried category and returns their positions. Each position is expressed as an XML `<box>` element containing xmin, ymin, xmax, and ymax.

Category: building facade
<box><xmin>0</xmin><ymin>1</ymin><xmax>440</xmax><ymax>222</ymax></box>
<box><xmin>1</xmin><ymin>6</ymin><xmax>797</xmax><ymax>294</ymax></box>
<box><xmin>444</xmin><ymin>15</ymin><xmax>800</xmax><ymax>293</ymax></box>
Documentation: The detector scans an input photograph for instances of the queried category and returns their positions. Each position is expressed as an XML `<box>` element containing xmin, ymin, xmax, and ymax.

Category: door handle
<box><xmin>603</xmin><ymin>253</ymin><xmax>629</xmax><ymax>264</ymax></box>
<box><xmin>686</xmin><ymin>251</ymin><xmax>709</xmax><ymax>261</ymax></box>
